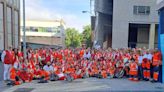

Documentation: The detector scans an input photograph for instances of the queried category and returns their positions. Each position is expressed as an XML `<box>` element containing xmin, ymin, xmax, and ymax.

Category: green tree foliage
<box><xmin>65</xmin><ymin>28</ymin><xmax>82</xmax><ymax>48</ymax></box>
<box><xmin>82</xmin><ymin>25</ymin><xmax>92</xmax><ymax>47</ymax></box>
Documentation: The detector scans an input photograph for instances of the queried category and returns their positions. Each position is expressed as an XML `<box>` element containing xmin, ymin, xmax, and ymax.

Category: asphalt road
<box><xmin>1</xmin><ymin>78</ymin><xmax>164</xmax><ymax>92</ymax></box>
<box><xmin>0</xmin><ymin>62</ymin><xmax>3</xmax><ymax>81</ymax></box>
<box><xmin>0</xmin><ymin>61</ymin><xmax>164</xmax><ymax>92</ymax></box>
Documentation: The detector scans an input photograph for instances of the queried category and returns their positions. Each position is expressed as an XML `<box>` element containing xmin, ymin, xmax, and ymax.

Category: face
<box><xmin>8</xmin><ymin>47</ymin><xmax>12</xmax><ymax>50</ymax></box>
<box><xmin>14</xmin><ymin>48</ymin><xmax>18</xmax><ymax>53</ymax></box>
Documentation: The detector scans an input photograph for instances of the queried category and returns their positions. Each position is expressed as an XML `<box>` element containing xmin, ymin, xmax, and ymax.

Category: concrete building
<box><xmin>0</xmin><ymin>0</ymin><xmax>20</xmax><ymax>51</ymax></box>
<box><xmin>94</xmin><ymin>0</ymin><xmax>113</xmax><ymax>48</ymax></box>
<box><xmin>20</xmin><ymin>20</ymin><xmax>65</xmax><ymax>49</ymax></box>
<box><xmin>94</xmin><ymin>0</ymin><xmax>159</xmax><ymax>49</ymax></box>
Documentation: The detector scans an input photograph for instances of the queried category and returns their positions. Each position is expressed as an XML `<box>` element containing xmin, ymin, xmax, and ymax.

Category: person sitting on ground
<box><xmin>43</xmin><ymin>62</ymin><xmax>55</xmax><ymax>81</ymax></box>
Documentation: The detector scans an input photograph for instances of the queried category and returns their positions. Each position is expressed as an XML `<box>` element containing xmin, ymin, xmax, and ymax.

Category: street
<box><xmin>1</xmin><ymin>78</ymin><xmax>164</xmax><ymax>92</ymax></box>
<box><xmin>0</xmin><ymin>62</ymin><xmax>4</xmax><ymax>81</ymax></box>
<box><xmin>0</xmin><ymin>62</ymin><xmax>164</xmax><ymax>92</ymax></box>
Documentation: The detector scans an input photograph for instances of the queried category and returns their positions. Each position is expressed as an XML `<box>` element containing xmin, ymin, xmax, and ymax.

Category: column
<box><xmin>4</xmin><ymin>1</ymin><xmax>8</xmax><ymax>49</ymax></box>
<box><xmin>149</xmin><ymin>23</ymin><xmax>155</xmax><ymax>49</ymax></box>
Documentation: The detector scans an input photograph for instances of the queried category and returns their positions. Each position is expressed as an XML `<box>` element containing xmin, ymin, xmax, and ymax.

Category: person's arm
<box><xmin>51</xmin><ymin>55</ymin><xmax>54</xmax><ymax>62</ymax></box>
<box><xmin>50</xmin><ymin>66</ymin><xmax>54</xmax><ymax>73</ymax></box>
<box><xmin>43</xmin><ymin>65</ymin><xmax>46</xmax><ymax>71</ymax></box>
<box><xmin>38</xmin><ymin>56</ymin><xmax>43</xmax><ymax>65</ymax></box>
<box><xmin>1</xmin><ymin>51</ymin><xmax>6</xmax><ymax>63</ymax></box>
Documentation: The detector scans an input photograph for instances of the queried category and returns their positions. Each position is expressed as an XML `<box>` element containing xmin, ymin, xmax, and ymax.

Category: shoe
<box><xmin>145</xmin><ymin>79</ymin><xmax>149</xmax><ymax>81</ymax></box>
<box><xmin>6</xmin><ymin>81</ymin><xmax>15</xmax><ymax>86</ymax></box>
<box><xmin>143</xmin><ymin>78</ymin><xmax>146</xmax><ymax>81</ymax></box>
<box><xmin>38</xmin><ymin>80</ymin><xmax>48</xmax><ymax>83</ymax></box>
<box><xmin>151</xmin><ymin>80</ymin><xmax>157</xmax><ymax>83</ymax></box>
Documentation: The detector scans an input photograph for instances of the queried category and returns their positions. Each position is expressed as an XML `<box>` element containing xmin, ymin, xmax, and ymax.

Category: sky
<box><xmin>157</xmin><ymin>0</ymin><xmax>164</xmax><ymax>4</ymax></box>
<box><xmin>21</xmin><ymin>0</ymin><xmax>91</xmax><ymax>32</ymax></box>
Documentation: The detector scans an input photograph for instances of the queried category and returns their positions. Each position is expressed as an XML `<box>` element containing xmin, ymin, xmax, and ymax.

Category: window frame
<box><xmin>133</xmin><ymin>6</ymin><xmax>150</xmax><ymax>15</ymax></box>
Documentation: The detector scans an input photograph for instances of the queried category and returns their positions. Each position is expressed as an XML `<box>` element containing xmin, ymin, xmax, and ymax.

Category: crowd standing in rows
<box><xmin>1</xmin><ymin>46</ymin><xmax>162</xmax><ymax>86</ymax></box>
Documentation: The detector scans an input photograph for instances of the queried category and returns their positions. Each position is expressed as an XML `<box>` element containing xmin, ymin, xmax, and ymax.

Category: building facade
<box><xmin>20</xmin><ymin>20</ymin><xmax>65</xmax><ymax>49</ymax></box>
<box><xmin>94</xmin><ymin>0</ymin><xmax>113</xmax><ymax>48</ymax></box>
<box><xmin>94</xmin><ymin>0</ymin><xmax>159</xmax><ymax>49</ymax></box>
<box><xmin>0</xmin><ymin>0</ymin><xmax>20</xmax><ymax>50</ymax></box>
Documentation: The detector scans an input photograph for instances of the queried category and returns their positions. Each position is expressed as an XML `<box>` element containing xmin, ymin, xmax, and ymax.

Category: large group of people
<box><xmin>1</xmin><ymin>46</ymin><xmax>162</xmax><ymax>86</ymax></box>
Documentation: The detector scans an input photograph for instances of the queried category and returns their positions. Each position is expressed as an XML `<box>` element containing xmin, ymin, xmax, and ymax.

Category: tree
<box><xmin>65</xmin><ymin>28</ymin><xmax>82</xmax><ymax>48</ymax></box>
<box><xmin>82</xmin><ymin>25</ymin><xmax>92</xmax><ymax>47</ymax></box>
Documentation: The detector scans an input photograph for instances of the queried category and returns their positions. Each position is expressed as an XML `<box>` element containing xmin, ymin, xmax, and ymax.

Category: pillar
<box><xmin>3</xmin><ymin>0</ymin><xmax>8</xmax><ymax>49</ymax></box>
<box><xmin>149</xmin><ymin>23</ymin><xmax>155</xmax><ymax>49</ymax></box>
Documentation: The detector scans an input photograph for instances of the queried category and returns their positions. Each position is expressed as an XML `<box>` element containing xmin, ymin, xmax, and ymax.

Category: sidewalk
<box><xmin>2</xmin><ymin>78</ymin><xmax>164</xmax><ymax>92</ymax></box>
<box><xmin>0</xmin><ymin>81</ymin><xmax>12</xmax><ymax>92</ymax></box>
<box><xmin>0</xmin><ymin>62</ymin><xmax>4</xmax><ymax>81</ymax></box>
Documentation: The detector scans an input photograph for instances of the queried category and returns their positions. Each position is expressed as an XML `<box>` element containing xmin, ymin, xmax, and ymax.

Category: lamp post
<box><xmin>22</xmin><ymin>0</ymin><xmax>26</xmax><ymax>59</ymax></box>
<box><xmin>82</xmin><ymin>0</ymin><xmax>95</xmax><ymax>48</ymax></box>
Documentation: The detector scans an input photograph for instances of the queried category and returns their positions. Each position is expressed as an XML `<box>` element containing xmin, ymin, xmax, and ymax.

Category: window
<box><xmin>133</xmin><ymin>6</ymin><xmax>150</xmax><ymax>15</ymax></box>
<box><xmin>47</xmin><ymin>27</ymin><xmax>52</xmax><ymax>32</ymax></box>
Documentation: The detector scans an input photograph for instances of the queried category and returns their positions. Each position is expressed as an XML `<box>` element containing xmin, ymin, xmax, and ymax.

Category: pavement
<box><xmin>0</xmin><ymin>62</ymin><xmax>4</xmax><ymax>81</ymax></box>
<box><xmin>1</xmin><ymin>78</ymin><xmax>164</xmax><ymax>92</ymax></box>
<box><xmin>0</xmin><ymin>62</ymin><xmax>164</xmax><ymax>92</ymax></box>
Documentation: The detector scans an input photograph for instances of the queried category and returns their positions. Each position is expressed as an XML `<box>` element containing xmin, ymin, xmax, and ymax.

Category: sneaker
<box><xmin>151</xmin><ymin>80</ymin><xmax>157</xmax><ymax>83</ymax></box>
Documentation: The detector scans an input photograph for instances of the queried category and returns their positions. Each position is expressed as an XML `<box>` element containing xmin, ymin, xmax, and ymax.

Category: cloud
<box><xmin>21</xmin><ymin>0</ymin><xmax>90</xmax><ymax>32</ymax></box>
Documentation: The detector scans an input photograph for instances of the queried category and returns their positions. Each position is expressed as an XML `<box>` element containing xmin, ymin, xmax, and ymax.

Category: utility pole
<box><xmin>23</xmin><ymin>0</ymin><xmax>26</xmax><ymax>59</ymax></box>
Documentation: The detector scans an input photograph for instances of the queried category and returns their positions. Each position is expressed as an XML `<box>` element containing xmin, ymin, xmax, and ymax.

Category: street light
<box><xmin>82</xmin><ymin>0</ymin><xmax>95</xmax><ymax>48</ymax></box>
<box><xmin>22</xmin><ymin>0</ymin><xmax>26</xmax><ymax>59</ymax></box>
<box><xmin>82</xmin><ymin>11</ymin><xmax>91</xmax><ymax>14</ymax></box>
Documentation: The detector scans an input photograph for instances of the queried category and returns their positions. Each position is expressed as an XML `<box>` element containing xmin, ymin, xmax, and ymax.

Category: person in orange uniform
<box><xmin>8</xmin><ymin>67</ymin><xmax>22</xmax><ymax>86</ymax></box>
<box><xmin>151</xmin><ymin>50</ymin><xmax>162</xmax><ymax>83</ymax></box>
<box><xmin>129</xmin><ymin>58</ymin><xmax>138</xmax><ymax>81</ymax></box>
<box><xmin>101</xmin><ymin>68</ymin><xmax>107</xmax><ymax>78</ymax></box>
<box><xmin>79</xmin><ymin>49</ymin><xmax>84</xmax><ymax>58</ymax></box>
<box><xmin>33</xmin><ymin>65</ymin><xmax>42</xmax><ymax>79</ymax></box>
<box><xmin>142</xmin><ymin>58</ymin><xmax>150</xmax><ymax>81</ymax></box>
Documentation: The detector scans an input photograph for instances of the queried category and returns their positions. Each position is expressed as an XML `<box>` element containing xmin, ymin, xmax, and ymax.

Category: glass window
<box><xmin>34</xmin><ymin>28</ymin><xmax>38</xmax><ymax>32</ymax></box>
<box><xmin>145</xmin><ymin>6</ymin><xmax>150</xmax><ymax>14</ymax></box>
<box><xmin>133</xmin><ymin>6</ymin><xmax>137</xmax><ymax>14</ymax></box>
<box><xmin>133</xmin><ymin>6</ymin><xmax>150</xmax><ymax>15</ymax></box>
<box><xmin>38</xmin><ymin>27</ymin><xmax>43</xmax><ymax>32</ymax></box>
<box><xmin>47</xmin><ymin>27</ymin><xmax>52</xmax><ymax>32</ymax></box>
<box><xmin>138</xmin><ymin>6</ymin><xmax>146</xmax><ymax>14</ymax></box>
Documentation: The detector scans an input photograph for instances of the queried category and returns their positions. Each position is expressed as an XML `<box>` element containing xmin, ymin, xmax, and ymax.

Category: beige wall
<box><xmin>26</xmin><ymin>36</ymin><xmax>63</xmax><ymax>46</ymax></box>
<box><xmin>112</xmin><ymin>0</ymin><xmax>159</xmax><ymax>48</ymax></box>
<box><xmin>0</xmin><ymin>3</ymin><xmax>4</xmax><ymax>50</ymax></box>
<box><xmin>24</xmin><ymin>20</ymin><xmax>65</xmax><ymax>28</ymax></box>
<box><xmin>137</xmin><ymin>28</ymin><xmax>149</xmax><ymax>48</ymax></box>
<box><xmin>0</xmin><ymin>0</ymin><xmax>20</xmax><ymax>50</ymax></box>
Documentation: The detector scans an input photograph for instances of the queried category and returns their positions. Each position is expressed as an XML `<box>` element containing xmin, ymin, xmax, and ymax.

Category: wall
<box><xmin>94</xmin><ymin>0</ymin><xmax>113</xmax><ymax>47</ymax></box>
<box><xmin>112</xmin><ymin>0</ymin><xmax>158</xmax><ymax>48</ymax></box>
<box><xmin>0</xmin><ymin>0</ymin><xmax>20</xmax><ymax>50</ymax></box>
<box><xmin>137</xmin><ymin>28</ymin><xmax>149</xmax><ymax>48</ymax></box>
<box><xmin>25</xmin><ymin>36</ymin><xmax>62</xmax><ymax>46</ymax></box>
<box><xmin>94</xmin><ymin>0</ymin><xmax>113</xmax><ymax>15</ymax></box>
<box><xmin>0</xmin><ymin>3</ymin><xmax>4</xmax><ymax>50</ymax></box>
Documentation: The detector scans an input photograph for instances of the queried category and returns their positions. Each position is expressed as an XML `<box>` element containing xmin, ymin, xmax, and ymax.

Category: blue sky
<box><xmin>24</xmin><ymin>0</ymin><xmax>91</xmax><ymax>32</ymax></box>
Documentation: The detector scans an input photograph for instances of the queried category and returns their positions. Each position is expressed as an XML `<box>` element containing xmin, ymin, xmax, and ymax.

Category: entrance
<box><xmin>128</xmin><ymin>23</ymin><xmax>150</xmax><ymax>48</ymax></box>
